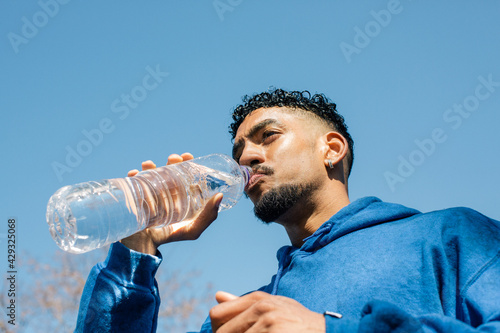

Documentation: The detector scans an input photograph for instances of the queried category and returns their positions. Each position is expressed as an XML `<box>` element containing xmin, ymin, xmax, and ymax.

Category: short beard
<box><xmin>253</xmin><ymin>183</ymin><xmax>315</xmax><ymax>223</ymax></box>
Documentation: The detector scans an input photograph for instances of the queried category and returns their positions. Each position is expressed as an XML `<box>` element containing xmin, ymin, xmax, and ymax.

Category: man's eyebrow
<box><xmin>232</xmin><ymin>118</ymin><xmax>284</xmax><ymax>159</ymax></box>
<box><xmin>248</xmin><ymin>118</ymin><xmax>283</xmax><ymax>138</ymax></box>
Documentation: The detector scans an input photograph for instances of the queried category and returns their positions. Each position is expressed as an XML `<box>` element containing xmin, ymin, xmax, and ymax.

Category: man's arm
<box><xmin>75</xmin><ymin>153</ymin><xmax>222</xmax><ymax>333</ymax></box>
<box><xmin>75</xmin><ymin>242</ymin><xmax>162</xmax><ymax>332</ymax></box>
<box><xmin>209</xmin><ymin>291</ymin><xmax>500</xmax><ymax>333</ymax></box>
<box><xmin>332</xmin><ymin>300</ymin><xmax>500</xmax><ymax>333</ymax></box>
<box><xmin>119</xmin><ymin>153</ymin><xmax>223</xmax><ymax>256</ymax></box>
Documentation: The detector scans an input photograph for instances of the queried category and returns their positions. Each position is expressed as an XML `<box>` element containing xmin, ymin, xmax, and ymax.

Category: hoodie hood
<box><xmin>301</xmin><ymin>196</ymin><xmax>421</xmax><ymax>252</ymax></box>
<box><xmin>271</xmin><ymin>196</ymin><xmax>421</xmax><ymax>295</ymax></box>
<box><xmin>277</xmin><ymin>196</ymin><xmax>420</xmax><ymax>258</ymax></box>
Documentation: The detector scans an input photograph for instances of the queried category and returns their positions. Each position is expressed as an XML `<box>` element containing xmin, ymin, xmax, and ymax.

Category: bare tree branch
<box><xmin>0</xmin><ymin>248</ymin><xmax>213</xmax><ymax>332</ymax></box>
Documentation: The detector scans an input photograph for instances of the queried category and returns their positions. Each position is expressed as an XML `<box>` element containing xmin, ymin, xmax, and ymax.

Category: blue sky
<box><xmin>1</xmin><ymin>1</ymin><xmax>499</xmax><ymax>331</ymax></box>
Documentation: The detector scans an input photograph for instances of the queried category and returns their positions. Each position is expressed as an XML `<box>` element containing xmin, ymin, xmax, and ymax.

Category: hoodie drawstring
<box><xmin>271</xmin><ymin>247</ymin><xmax>294</xmax><ymax>295</ymax></box>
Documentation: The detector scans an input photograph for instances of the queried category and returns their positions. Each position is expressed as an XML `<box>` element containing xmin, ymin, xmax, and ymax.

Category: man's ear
<box><xmin>322</xmin><ymin>132</ymin><xmax>348</xmax><ymax>169</ymax></box>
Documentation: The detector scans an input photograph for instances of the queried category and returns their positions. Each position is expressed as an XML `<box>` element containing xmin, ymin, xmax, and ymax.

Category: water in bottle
<box><xmin>46</xmin><ymin>154</ymin><xmax>251</xmax><ymax>254</ymax></box>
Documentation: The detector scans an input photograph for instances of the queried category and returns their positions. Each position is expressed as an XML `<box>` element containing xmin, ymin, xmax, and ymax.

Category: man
<box><xmin>76</xmin><ymin>89</ymin><xmax>500</xmax><ymax>332</ymax></box>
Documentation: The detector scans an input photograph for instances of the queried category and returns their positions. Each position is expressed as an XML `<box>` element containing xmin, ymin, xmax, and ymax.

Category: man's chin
<box><xmin>246</xmin><ymin>186</ymin><xmax>268</xmax><ymax>203</ymax></box>
<box><xmin>252</xmin><ymin>183</ymin><xmax>311</xmax><ymax>224</ymax></box>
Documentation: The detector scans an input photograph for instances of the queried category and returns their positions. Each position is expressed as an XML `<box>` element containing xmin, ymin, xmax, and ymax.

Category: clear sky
<box><xmin>1</xmin><ymin>1</ymin><xmax>499</xmax><ymax>331</ymax></box>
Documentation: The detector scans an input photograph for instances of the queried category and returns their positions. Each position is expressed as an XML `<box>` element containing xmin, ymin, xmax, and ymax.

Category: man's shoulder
<box><xmin>409</xmin><ymin>206</ymin><xmax>500</xmax><ymax>251</ymax></box>
<box><xmin>418</xmin><ymin>206</ymin><xmax>499</xmax><ymax>229</ymax></box>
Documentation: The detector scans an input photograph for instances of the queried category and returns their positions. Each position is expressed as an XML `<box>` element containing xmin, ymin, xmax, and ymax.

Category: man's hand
<box><xmin>209</xmin><ymin>291</ymin><xmax>325</xmax><ymax>332</ymax></box>
<box><xmin>120</xmin><ymin>153</ymin><xmax>223</xmax><ymax>255</ymax></box>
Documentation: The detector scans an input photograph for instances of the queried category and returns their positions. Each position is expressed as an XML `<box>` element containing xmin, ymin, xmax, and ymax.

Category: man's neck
<box><xmin>276</xmin><ymin>187</ymin><xmax>350</xmax><ymax>247</ymax></box>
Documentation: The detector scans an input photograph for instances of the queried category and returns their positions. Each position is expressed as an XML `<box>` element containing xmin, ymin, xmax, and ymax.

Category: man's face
<box><xmin>233</xmin><ymin>107</ymin><xmax>328</xmax><ymax>222</ymax></box>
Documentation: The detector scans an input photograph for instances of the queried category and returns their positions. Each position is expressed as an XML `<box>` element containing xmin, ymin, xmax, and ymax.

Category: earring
<box><xmin>327</xmin><ymin>159</ymin><xmax>334</xmax><ymax>169</ymax></box>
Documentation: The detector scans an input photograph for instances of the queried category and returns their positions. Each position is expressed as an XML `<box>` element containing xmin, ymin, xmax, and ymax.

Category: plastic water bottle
<box><xmin>46</xmin><ymin>154</ymin><xmax>251</xmax><ymax>254</ymax></box>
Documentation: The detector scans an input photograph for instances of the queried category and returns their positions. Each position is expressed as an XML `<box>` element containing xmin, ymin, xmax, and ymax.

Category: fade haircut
<box><xmin>229</xmin><ymin>88</ymin><xmax>354</xmax><ymax>178</ymax></box>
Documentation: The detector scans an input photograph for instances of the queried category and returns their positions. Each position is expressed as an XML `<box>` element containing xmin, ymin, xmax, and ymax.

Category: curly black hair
<box><xmin>229</xmin><ymin>88</ymin><xmax>354</xmax><ymax>177</ymax></box>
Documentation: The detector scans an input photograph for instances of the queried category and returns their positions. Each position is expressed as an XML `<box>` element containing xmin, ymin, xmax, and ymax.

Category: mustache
<box><xmin>251</xmin><ymin>165</ymin><xmax>274</xmax><ymax>175</ymax></box>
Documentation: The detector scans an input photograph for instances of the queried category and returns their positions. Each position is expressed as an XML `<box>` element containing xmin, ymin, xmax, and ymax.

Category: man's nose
<box><xmin>238</xmin><ymin>143</ymin><xmax>265</xmax><ymax>167</ymax></box>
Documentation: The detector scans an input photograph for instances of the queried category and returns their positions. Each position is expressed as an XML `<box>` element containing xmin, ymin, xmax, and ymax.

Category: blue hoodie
<box><xmin>76</xmin><ymin>197</ymin><xmax>500</xmax><ymax>332</ymax></box>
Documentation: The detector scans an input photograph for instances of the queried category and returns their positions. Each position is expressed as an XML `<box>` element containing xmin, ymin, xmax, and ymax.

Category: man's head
<box><xmin>229</xmin><ymin>89</ymin><xmax>354</xmax><ymax>178</ymax></box>
<box><xmin>229</xmin><ymin>89</ymin><xmax>354</xmax><ymax>225</ymax></box>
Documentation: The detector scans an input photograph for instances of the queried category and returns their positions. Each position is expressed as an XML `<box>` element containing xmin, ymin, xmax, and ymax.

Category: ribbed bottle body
<box><xmin>46</xmin><ymin>154</ymin><xmax>250</xmax><ymax>253</ymax></box>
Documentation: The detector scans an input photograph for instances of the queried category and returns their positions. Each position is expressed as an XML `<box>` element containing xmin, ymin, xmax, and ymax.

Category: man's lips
<box><xmin>245</xmin><ymin>173</ymin><xmax>266</xmax><ymax>192</ymax></box>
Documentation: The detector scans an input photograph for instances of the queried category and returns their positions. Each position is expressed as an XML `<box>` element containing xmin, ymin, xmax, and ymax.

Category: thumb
<box><xmin>215</xmin><ymin>291</ymin><xmax>239</xmax><ymax>304</ymax></box>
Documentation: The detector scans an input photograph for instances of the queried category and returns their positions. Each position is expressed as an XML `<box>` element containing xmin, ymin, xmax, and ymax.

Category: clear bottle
<box><xmin>46</xmin><ymin>154</ymin><xmax>251</xmax><ymax>254</ymax></box>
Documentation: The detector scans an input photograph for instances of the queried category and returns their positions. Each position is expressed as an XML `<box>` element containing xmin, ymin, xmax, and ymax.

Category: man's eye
<box><xmin>262</xmin><ymin>131</ymin><xmax>278</xmax><ymax>142</ymax></box>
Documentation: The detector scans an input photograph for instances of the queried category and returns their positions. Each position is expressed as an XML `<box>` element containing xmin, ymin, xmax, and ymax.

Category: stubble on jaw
<box><xmin>253</xmin><ymin>182</ymin><xmax>317</xmax><ymax>223</ymax></box>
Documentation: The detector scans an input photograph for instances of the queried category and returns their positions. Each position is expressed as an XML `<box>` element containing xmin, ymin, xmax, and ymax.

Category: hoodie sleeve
<box><xmin>325</xmin><ymin>253</ymin><xmax>500</xmax><ymax>332</ymax></box>
<box><xmin>325</xmin><ymin>261</ymin><xmax>500</xmax><ymax>333</ymax></box>
<box><xmin>75</xmin><ymin>242</ymin><xmax>163</xmax><ymax>333</ymax></box>
<box><xmin>326</xmin><ymin>299</ymin><xmax>500</xmax><ymax>333</ymax></box>
<box><xmin>326</xmin><ymin>209</ymin><xmax>500</xmax><ymax>333</ymax></box>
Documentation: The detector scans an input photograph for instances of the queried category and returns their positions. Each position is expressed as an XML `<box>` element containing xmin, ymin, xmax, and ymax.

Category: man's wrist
<box><xmin>120</xmin><ymin>232</ymin><xmax>158</xmax><ymax>256</ymax></box>
<box><xmin>106</xmin><ymin>242</ymin><xmax>163</xmax><ymax>287</ymax></box>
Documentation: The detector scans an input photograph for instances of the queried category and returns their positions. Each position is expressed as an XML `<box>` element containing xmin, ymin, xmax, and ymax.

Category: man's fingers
<box><xmin>127</xmin><ymin>160</ymin><xmax>156</xmax><ymax>177</ymax></box>
<box><xmin>128</xmin><ymin>153</ymin><xmax>192</xmax><ymax>177</ymax></box>
<box><xmin>187</xmin><ymin>193</ymin><xmax>223</xmax><ymax>238</ymax></box>
<box><xmin>210</xmin><ymin>297</ymin><xmax>254</xmax><ymax>330</ymax></box>
<box><xmin>180</xmin><ymin>152</ymin><xmax>194</xmax><ymax>161</ymax></box>
<box><xmin>127</xmin><ymin>169</ymin><xmax>139</xmax><ymax>177</ymax></box>
<box><xmin>141</xmin><ymin>160</ymin><xmax>156</xmax><ymax>170</ymax></box>
<box><xmin>210</xmin><ymin>291</ymin><xmax>269</xmax><ymax>331</ymax></box>
<box><xmin>167</xmin><ymin>154</ymin><xmax>183</xmax><ymax>165</ymax></box>
<box><xmin>165</xmin><ymin>193</ymin><xmax>223</xmax><ymax>243</ymax></box>
<box><xmin>167</xmin><ymin>152</ymin><xmax>194</xmax><ymax>165</ymax></box>
<box><xmin>216</xmin><ymin>291</ymin><xmax>239</xmax><ymax>304</ymax></box>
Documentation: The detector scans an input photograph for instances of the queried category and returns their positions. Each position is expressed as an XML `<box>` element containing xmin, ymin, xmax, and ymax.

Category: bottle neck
<box><xmin>239</xmin><ymin>165</ymin><xmax>251</xmax><ymax>185</ymax></box>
